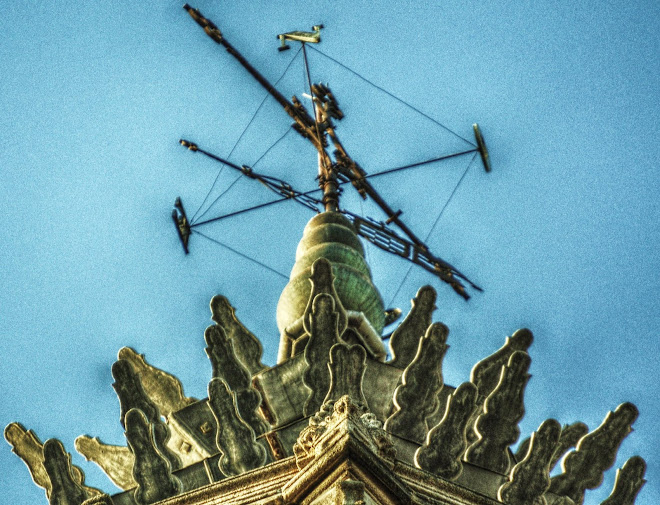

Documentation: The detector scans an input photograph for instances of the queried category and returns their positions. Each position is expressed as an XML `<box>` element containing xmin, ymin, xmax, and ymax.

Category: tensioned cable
<box><xmin>191</xmin><ymin>189</ymin><xmax>323</xmax><ymax>228</ymax></box>
<box><xmin>356</xmin><ymin>149</ymin><xmax>477</xmax><ymax>182</ymax></box>
<box><xmin>190</xmin><ymin>46</ymin><xmax>303</xmax><ymax>223</ymax></box>
<box><xmin>193</xmin><ymin>126</ymin><xmax>294</xmax><ymax>224</ymax></box>
<box><xmin>251</xmin><ymin>126</ymin><xmax>293</xmax><ymax>169</ymax></box>
<box><xmin>192</xmin><ymin>229</ymin><xmax>289</xmax><ymax>280</ymax></box>
<box><xmin>308</xmin><ymin>45</ymin><xmax>475</xmax><ymax>147</ymax></box>
<box><xmin>228</xmin><ymin>44</ymin><xmax>301</xmax><ymax>163</ymax></box>
<box><xmin>387</xmin><ymin>152</ymin><xmax>478</xmax><ymax>307</ymax></box>
<box><xmin>425</xmin><ymin>152</ymin><xmax>478</xmax><ymax>242</ymax></box>
<box><xmin>191</xmin><ymin>150</ymin><xmax>477</xmax><ymax>228</ymax></box>
<box><xmin>193</xmin><ymin>172</ymin><xmax>243</xmax><ymax>224</ymax></box>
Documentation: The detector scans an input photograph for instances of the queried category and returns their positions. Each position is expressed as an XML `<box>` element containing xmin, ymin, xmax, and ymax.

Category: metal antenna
<box><xmin>178</xmin><ymin>5</ymin><xmax>492</xmax><ymax>299</ymax></box>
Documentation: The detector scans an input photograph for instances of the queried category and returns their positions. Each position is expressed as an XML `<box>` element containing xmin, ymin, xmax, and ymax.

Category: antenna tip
<box><xmin>179</xmin><ymin>139</ymin><xmax>198</xmax><ymax>151</ymax></box>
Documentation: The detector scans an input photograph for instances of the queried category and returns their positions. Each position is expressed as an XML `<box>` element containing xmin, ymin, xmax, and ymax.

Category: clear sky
<box><xmin>1</xmin><ymin>2</ymin><xmax>658</xmax><ymax>504</ymax></box>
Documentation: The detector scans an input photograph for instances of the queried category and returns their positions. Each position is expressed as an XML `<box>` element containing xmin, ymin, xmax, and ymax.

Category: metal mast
<box><xmin>179</xmin><ymin>4</ymin><xmax>488</xmax><ymax>299</ymax></box>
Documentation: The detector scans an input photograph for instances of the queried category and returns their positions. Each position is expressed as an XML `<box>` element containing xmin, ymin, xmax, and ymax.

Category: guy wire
<box><xmin>387</xmin><ymin>152</ymin><xmax>478</xmax><ymax>307</ymax></box>
<box><xmin>191</xmin><ymin>46</ymin><xmax>303</xmax><ymax>223</ymax></box>
<box><xmin>308</xmin><ymin>45</ymin><xmax>475</xmax><ymax>147</ymax></box>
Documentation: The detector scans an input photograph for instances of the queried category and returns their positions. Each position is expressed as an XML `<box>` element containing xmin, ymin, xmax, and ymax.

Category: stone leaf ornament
<box><xmin>549</xmin><ymin>402</ymin><xmax>639</xmax><ymax>505</ymax></box>
<box><xmin>303</xmin><ymin>293</ymin><xmax>341</xmax><ymax>416</ymax></box>
<box><xmin>4</xmin><ymin>422</ymin><xmax>59</xmax><ymax>498</ymax></box>
<box><xmin>549</xmin><ymin>422</ymin><xmax>590</xmax><ymax>471</ymax></box>
<box><xmin>295</xmin><ymin>343</ymin><xmax>372</xmax><ymax>470</ymax></box>
<box><xmin>302</xmin><ymin>258</ymin><xmax>348</xmax><ymax>337</ymax></box>
<box><xmin>465</xmin><ymin>350</ymin><xmax>531</xmax><ymax>474</ymax></box>
<box><xmin>388</xmin><ymin>285</ymin><xmax>437</xmax><ymax>369</ymax></box>
<box><xmin>111</xmin><ymin>359</ymin><xmax>180</xmax><ymax>471</ymax></box>
<box><xmin>204</xmin><ymin>324</ymin><xmax>269</xmax><ymax>436</ymax></box>
<box><xmin>117</xmin><ymin>347</ymin><xmax>196</xmax><ymax>418</ymax></box>
<box><xmin>600</xmin><ymin>455</ymin><xmax>646</xmax><ymax>505</ymax></box>
<box><xmin>414</xmin><ymin>381</ymin><xmax>478</xmax><ymax>480</ymax></box>
<box><xmin>517</xmin><ymin>421</ymin><xmax>589</xmax><ymax>471</ymax></box>
<box><xmin>467</xmin><ymin>329</ymin><xmax>533</xmax><ymax>443</ymax></box>
<box><xmin>210</xmin><ymin>295</ymin><xmax>266</xmax><ymax>376</ymax></box>
<box><xmin>42</xmin><ymin>439</ymin><xmax>99</xmax><ymax>505</ymax></box>
<box><xmin>124</xmin><ymin>408</ymin><xmax>181</xmax><ymax>505</ymax></box>
<box><xmin>207</xmin><ymin>377</ymin><xmax>266</xmax><ymax>476</ymax></box>
<box><xmin>74</xmin><ymin>435</ymin><xmax>136</xmax><ymax>490</ymax></box>
<box><xmin>385</xmin><ymin>322</ymin><xmax>449</xmax><ymax>444</ymax></box>
<box><xmin>323</xmin><ymin>341</ymin><xmax>368</xmax><ymax>407</ymax></box>
<box><xmin>4</xmin><ymin>423</ymin><xmax>99</xmax><ymax>500</ymax></box>
<box><xmin>498</xmin><ymin>418</ymin><xmax>561</xmax><ymax>505</ymax></box>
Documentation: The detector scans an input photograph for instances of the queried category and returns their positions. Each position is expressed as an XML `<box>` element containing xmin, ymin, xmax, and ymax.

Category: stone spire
<box><xmin>5</xmin><ymin>262</ymin><xmax>648</xmax><ymax>505</ymax></box>
<box><xmin>4</xmin><ymin>198</ymin><xmax>648</xmax><ymax>505</ymax></box>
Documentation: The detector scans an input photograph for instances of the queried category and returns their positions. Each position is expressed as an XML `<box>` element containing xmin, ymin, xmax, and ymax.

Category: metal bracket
<box><xmin>172</xmin><ymin>197</ymin><xmax>191</xmax><ymax>254</ymax></box>
<box><xmin>345</xmin><ymin>212</ymin><xmax>481</xmax><ymax>299</ymax></box>
<box><xmin>473</xmin><ymin>123</ymin><xmax>492</xmax><ymax>173</ymax></box>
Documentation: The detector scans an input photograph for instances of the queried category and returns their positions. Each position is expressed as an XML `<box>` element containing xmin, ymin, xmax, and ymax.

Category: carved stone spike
<box><xmin>205</xmin><ymin>324</ymin><xmax>269</xmax><ymax>436</ymax></box>
<box><xmin>205</xmin><ymin>324</ymin><xmax>251</xmax><ymax>389</ymax></box>
<box><xmin>111</xmin><ymin>360</ymin><xmax>180</xmax><ymax>471</ymax></box>
<box><xmin>498</xmin><ymin>418</ymin><xmax>561</xmax><ymax>505</ymax></box>
<box><xmin>117</xmin><ymin>347</ymin><xmax>196</xmax><ymax>417</ymax></box>
<box><xmin>43</xmin><ymin>439</ymin><xmax>93</xmax><ymax>505</ymax></box>
<box><xmin>385</xmin><ymin>322</ymin><xmax>449</xmax><ymax>444</ymax></box>
<box><xmin>302</xmin><ymin>258</ymin><xmax>348</xmax><ymax>337</ymax></box>
<box><xmin>112</xmin><ymin>359</ymin><xmax>159</xmax><ymax>427</ymax></box>
<box><xmin>600</xmin><ymin>456</ymin><xmax>646</xmax><ymax>505</ymax></box>
<box><xmin>415</xmin><ymin>381</ymin><xmax>478</xmax><ymax>480</ymax></box>
<box><xmin>465</xmin><ymin>351</ymin><xmax>531</xmax><ymax>474</ymax></box>
<box><xmin>516</xmin><ymin>421</ymin><xmax>589</xmax><ymax>470</ymax></box>
<box><xmin>234</xmin><ymin>389</ymin><xmax>269</xmax><ymax>438</ymax></box>
<box><xmin>4</xmin><ymin>422</ymin><xmax>53</xmax><ymax>496</ymax></box>
<box><xmin>210</xmin><ymin>295</ymin><xmax>266</xmax><ymax>376</ymax></box>
<box><xmin>4</xmin><ymin>423</ymin><xmax>99</xmax><ymax>499</ymax></box>
<box><xmin>549</xmin><ymin>402</ymin><xmax>639</xmax><ymax>505</ymax></box>
<box><xmin>388</xmin><ymin>285</ymin><xmax>436</xmax><ymax>369</ymax></box>
<box><xmin>207</xmin><ymin>378</ymin><xmax>266</xmax><ymax>476</ymax></box>
<box><xmin>303</xmin><ymin>293</ymin><xmax>340</xmax><ymax>416</ymax></box>
<box><xmin>75</xmin><ymin>436</ymin><xmax>135</xmax><ymax>490</ymax></box>
<box><xmin>323</xmin><ymin>342</ymin><xmax>368</xmax><ymax>407</ymax></box>
<box><xmin>551</xmin><ymin>422</ymin><xmax>590</xmax><ymax>471</ymax></box>
<box><xmin>125</xmin><ymin>408</ymin><xmax>181</xmax><ymax>505</ymax></box>
<box><xmin>467</xmin><ymin>329</ymin><xmax>533</xmax><ymax>443</ymax></box>
<box><xmin>471</xmin><ymin>329</ymin><xmax>533</xmax><ymax>395</ymax></box>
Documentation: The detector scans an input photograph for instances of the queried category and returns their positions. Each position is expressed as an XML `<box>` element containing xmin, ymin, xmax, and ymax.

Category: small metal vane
<box><xmin>277</xmin><ymin>25</ymin><xmax>323</xmax><ymax>51</ymax></box>
<box><xmin>172</xmin><ymin>197</ymin><xmax>190</xmax><ymax>255</ymax></box>
<box><xmin>473</xmin><ymin>123</ymin><xmax>491</xmax><ymax>173</ymax></box>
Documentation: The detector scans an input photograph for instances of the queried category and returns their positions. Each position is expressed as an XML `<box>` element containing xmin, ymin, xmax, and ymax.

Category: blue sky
<box><xmin>1</xmin><ymin>2</ymin><xmax>658</xmax><ymax>504</ymax></box>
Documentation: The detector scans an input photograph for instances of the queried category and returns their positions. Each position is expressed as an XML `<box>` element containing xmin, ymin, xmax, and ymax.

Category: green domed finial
<box><xmin>276</xmin><ymin>212</ymin><xmax>385</xmax><ymax>362</ymax></box>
